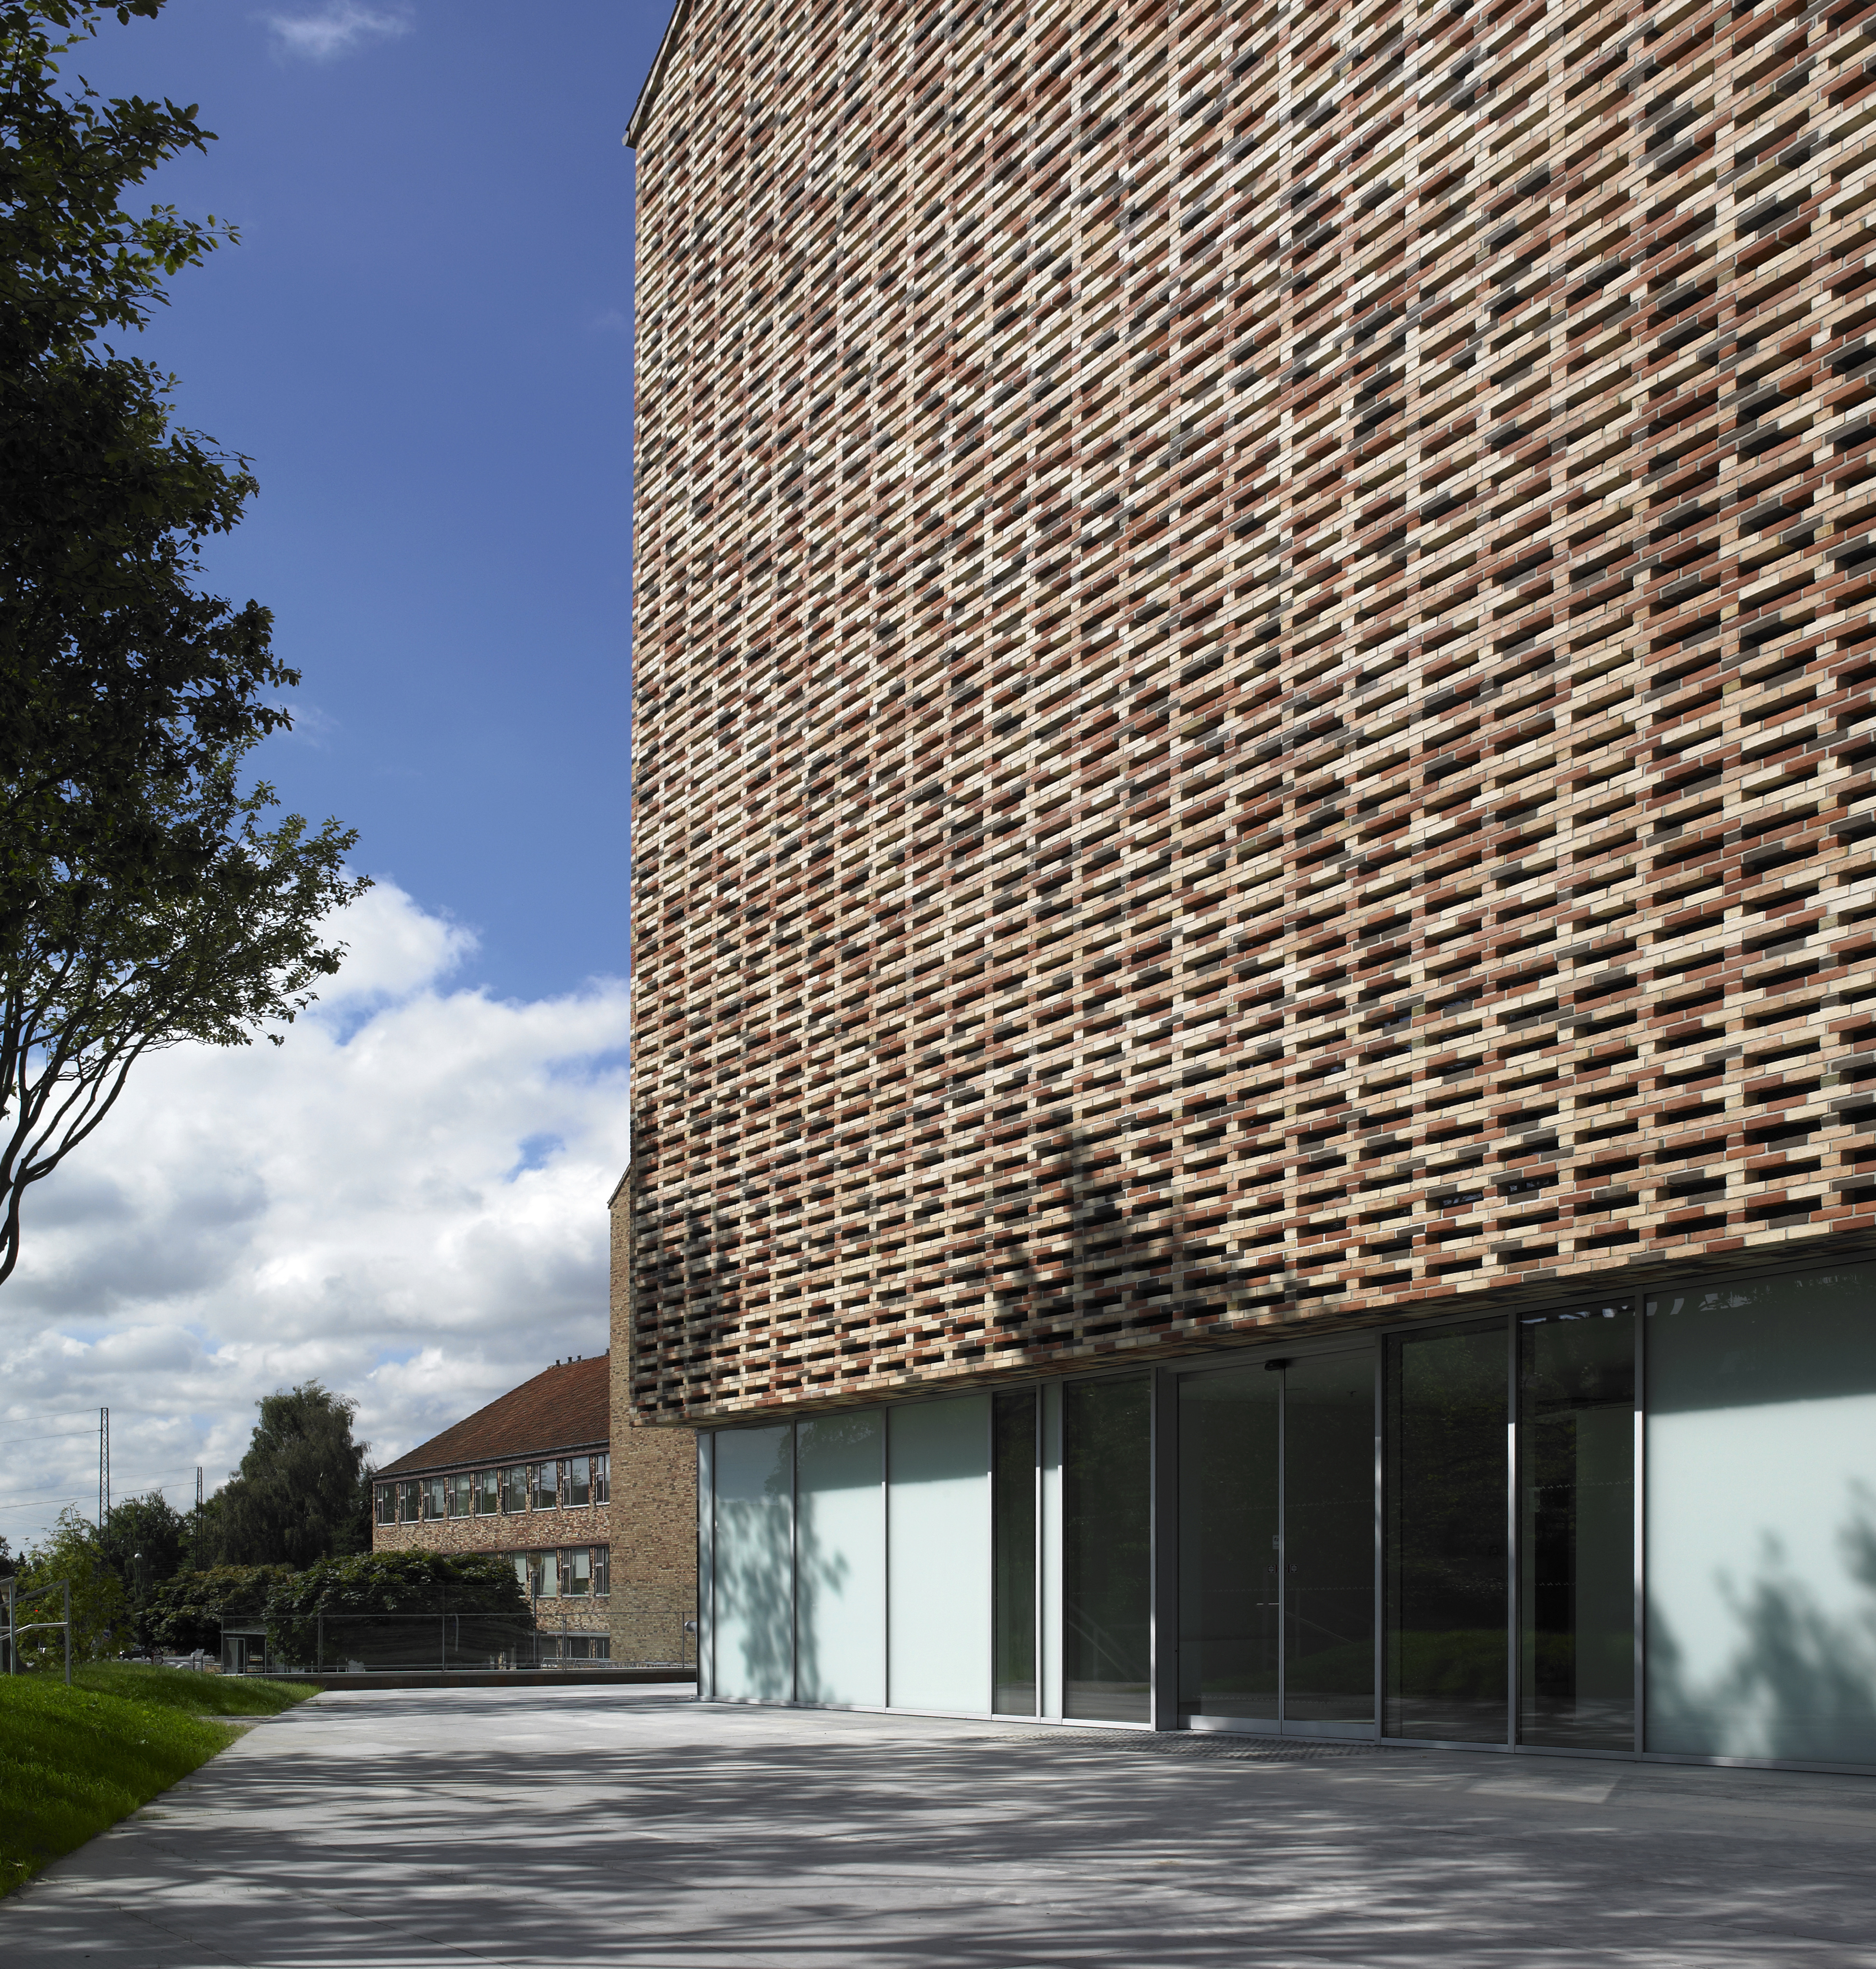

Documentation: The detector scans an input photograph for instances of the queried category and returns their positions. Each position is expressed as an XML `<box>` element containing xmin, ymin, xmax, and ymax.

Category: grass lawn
<box><xmin>0</xmin><ymin>1664</ymin><xmax>313</xmax><ymax>1896</ymax></box>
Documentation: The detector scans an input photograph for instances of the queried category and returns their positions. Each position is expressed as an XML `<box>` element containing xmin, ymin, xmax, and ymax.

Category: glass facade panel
<box><xmin>1519</xmin><ymin>1302</ymin><xmax>1634</xmax><ymax>1750</ymax></box>
<box><xmin>1064</xmin><ymin>1374</ymin><xmax>1151</xmax><ymax>1723</ymax></box>
<box><xmin>1646</xmin><ymin>1265</ymin><xmax>1876</xmax><ymax>1764</ymax></box>
<box><xmin>796</xmin><ymin>1411</ymin><xmax>886</xmax><ymax>1708</ymax></box>
<box><xmin>1385</xmin><ymin>1320</ymin><xmax>1508</xmax><ymax>1742</ymax></box>
<box><xmin>1283</xmin><ymin>1353</ymin><xmax>1376</xmax><ymax>1729</ymax></box>
<box><xmin>714</xmin><ymin>1424</ymin><xmax>795</xmax><ymax>1702</ymax></box>
<box><xmin>993</xmin><ymin>1390</ymin><xmax>1038</xmax><ymax>1716</ymax></box>
<box><xmin>1178</xmin><ymin>1365</ymin><xmax>1279</xmax><ymax>1723</ymax></box>
<box><xmin>888</xmin><ymin>1396</ymin><xmax>991</xmax><ymax>1712</ymax></box>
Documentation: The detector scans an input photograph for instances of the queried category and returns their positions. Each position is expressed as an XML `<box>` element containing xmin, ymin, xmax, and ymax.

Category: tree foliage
<box><xmin>13</xmin><ymin>1506</ymin><xmax>127</xmax><ymax>1663</ymax></box>
<box><xmin>0</xmin><ymin>0</ymin><xmax>366</xmax><ymax>1286</ymax></box>
<box><xmin>265</xmin><ymin>1551</ymin><xmax>533</xmax><ymax>1671</ymax></box>
<box><xmin>213</xmin><ymin>1382</ymin><xmax>373</xmax><ymax>1570</ymax></box>
<box><xmin>141</xmin><ymin>1561</ymin><xmax>289</xmax><ymax>1654</ymax></box>
<box><xmin>94</xmin><ymin>1489</ymin><xmax>184</xmax><ymax>1641</ymax></box>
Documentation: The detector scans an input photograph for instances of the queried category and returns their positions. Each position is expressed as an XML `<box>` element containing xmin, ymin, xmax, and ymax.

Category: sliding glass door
<box><xmin>1177</xmin><ymin>1347</ymin><xmax>1376</xmax><ymax>1736</ymax></box>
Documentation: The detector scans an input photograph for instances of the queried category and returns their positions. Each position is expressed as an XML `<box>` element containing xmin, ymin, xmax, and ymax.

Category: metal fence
<box><xmin>236</xmin><ymin>1608</ymin><xmax>698</xmax><ymax>1676</ymax></box>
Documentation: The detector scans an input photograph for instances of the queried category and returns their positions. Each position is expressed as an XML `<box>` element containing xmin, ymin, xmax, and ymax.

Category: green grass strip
<box><xmin>0</xmin><ymin>1667</ymin><xmax>313</xmax><ymax>1897</ymax></box>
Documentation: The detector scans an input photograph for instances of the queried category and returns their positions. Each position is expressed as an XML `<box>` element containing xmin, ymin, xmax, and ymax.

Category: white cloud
<box><xmin>0</xmin><ymin>883</ymin><xmax>629</xmax><ymax>1558</ymax></box>
<box><xmin>266</xmin><ymin>2</ymin><xmax>413</xmax><ymax>63</ymax></box>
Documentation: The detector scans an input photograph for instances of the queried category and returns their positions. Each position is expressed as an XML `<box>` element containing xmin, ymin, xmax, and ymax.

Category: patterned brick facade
<box><xmin>626</xmin><ymin>0</ymin><xmax>1876</xmax><ymax>1427</ymax></box>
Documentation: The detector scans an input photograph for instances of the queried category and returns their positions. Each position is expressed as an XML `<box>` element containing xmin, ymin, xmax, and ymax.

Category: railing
<box><xmin>4</xmin><ymin>1578</ymin><xmax>72</xmax><ymax>1683</ymax></box>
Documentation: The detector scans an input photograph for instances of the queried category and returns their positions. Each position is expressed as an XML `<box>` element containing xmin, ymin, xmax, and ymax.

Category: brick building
<box><xmin>374</xmin><ymin>1354</ymin><xmax>690</xmax><ymax>1662</ymax></box>
<box><xmin>623</xmin><ymin>0</ymin><xmax>1876</xmax><ymax>1768</ymax></box>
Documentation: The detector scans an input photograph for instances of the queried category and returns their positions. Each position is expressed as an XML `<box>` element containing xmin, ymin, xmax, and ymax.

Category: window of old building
<box><xmin>593</xmin><ymin>1545</ymin><xmax>610</xmax><ymax>1597</ymax></box>
<box><xmin>425</xmin><ymin>1476</ymin><xmax>446</xmax><ymax>1520</ymax></box>
<box><xmin>374</xmin><ymin>1484</ymin><xmax>394</xmax><ymax>1525</ymax></box>
<box><xmin>592</xmin><ymin>1453</ymin><xmax>610</xmax><ymax>1505</ymax></box>
<box><xmin>476</xmin><ymin>1469</ymin><xmax>500</xmax><ymax>1515</ymax></box>
<box><xmin>448</xmin><ymin>1472</ymin><xmax>473</xmax><ymax>1517</ymax></box>
<box><xmin>397</xmin><ymin>1481</ymin><xmax>420</xmax><ymax>1523</ymax></box>
<box><xmin>500</xmin><ymin>1466</ymin><xmax>527</xmax><ymax>1513</ymax></box>
<box><xmin>529</xmin><ymin>1462</ymin><xmax>558</xmax><ymax>1511</ymax></box>
<box><xmin>564</xmin><ymin>1546</ymin><xmax>593</xmax><ymax>1596</ymax></box>
<box><xmin>566</xmin><ymin>1456</ymin><xmax>592</xmax><ymax>1508</ymax></box>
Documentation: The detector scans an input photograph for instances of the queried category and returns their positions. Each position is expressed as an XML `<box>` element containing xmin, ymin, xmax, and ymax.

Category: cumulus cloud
<box><xmin>266</xmin><ymin>1</ymin><xmax>413</xmax><ymax>63</ymax></box>
<box><xmin>0</xmin><ymin>883</ymin><xmax>629</xmax><ymax>1556</ymax></box>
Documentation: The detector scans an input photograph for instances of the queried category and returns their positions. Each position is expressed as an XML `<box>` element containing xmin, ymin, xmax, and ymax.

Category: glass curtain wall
<box><xmin>795</xmin><ymin>1412</ymin><xmax>885</xmax><ymax>1707</ymax></box>
<box><xmin>993</xmin><ymin>1390</ymin><xmax>1038</xmax><ymax>1716</ymax></box>
<box><xmin>1063</xmin><ymin>1374</ymin><xmax>1152</xmax><ymax>1722</ymax></box>
<box><xmin>1518</xmin><ymin>1302</ymin><xmax>1634</xmax><ymax>1750</ymax></box>
<box><xmin>696</xmin><ymin>1261</ymin><xmax>1876</xmax><ymax>1769</ymax></box>
<box><xmin>1646</xmin><ymin>1264</ymin><xmax>1876</xmax><ymax>1764</ymax></box>
<box><xmin>887</xmin><ymin>1395</ymin><xmax>992</xmax><ymax>1711</ymax></box>
<box><xmin>713</xmin><ymin>1424</ymin><xmax>794</xmax><ymax>1701</ymax></box>
<box><xmin>1384</xmin><ymin>1320</ymin><xmax>1509</xmax><ymax>1742</ymax></box>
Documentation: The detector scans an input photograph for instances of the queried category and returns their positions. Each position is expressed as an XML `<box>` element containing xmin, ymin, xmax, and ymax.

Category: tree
<box><xmin>214</xmin><ymin>1382</ymin><xmax>373</xmax><ymax>1569</ymax></box>
<box><xmin>14</xmin><ymin>1505</ymin><xmax>127</xmax><ymax>1663</ymax></box>
<box><xmin>0</xmin><ymin>0</ymin><xmax>367</xmax><ymax>1286</ymax></box>
<box><xmin>96</xmin><ymin>1488</ymin><xmax>184</xmax><ymax>1641</ymax></box>
<box><xmin>142</xmin><ymin>1560</ymin><xmax>288</xmax><ymax>1654</ymax></box>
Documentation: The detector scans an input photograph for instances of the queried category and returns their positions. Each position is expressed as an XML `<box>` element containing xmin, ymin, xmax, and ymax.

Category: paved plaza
<box><xmin>6</xmin><ymin>1684</ymin><xmax>1876</xmax><ymax>1966</ymax></box>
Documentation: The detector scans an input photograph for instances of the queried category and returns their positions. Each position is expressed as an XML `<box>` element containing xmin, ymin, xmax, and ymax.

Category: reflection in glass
<box><xmin>993</xmin><ymin>1390</ymin><xmax>1038</xmax><ymax>1716</ymax></box>
<box><xmin>1519</xmin><ymin>1303</ymin><xmax>1634</xmax><ymax>1749</ymax></box>
<box><xmin>1064</xmin><ymin>1374</ymin><xmax>1151</xmax><ymax>1722</ymax></box>
<box><xmin>713</xmin><ymin>1424</ymin><xmax>795</xmax><ymax>1701</ymax></box>
<box><xmin>796</xmin><ymin>1412</ymin><xmax>885</xmax><ymax>1708</ymax></box>
<box><xmin>1384</xmin><ymin>1320</ymin><xmax>1508</xmax><ymax>1742</ymax></box>
<box><xmin>1646</xmin><ymin>1265</ymin><xmax>1876</xmax><ymax>1763</ymax></box>
<box><xmin>1178</xmin><ymin>1366</ymin><xmax>1279</xmax><ymax>1722</ymax></box>
<box><xmin>1283</xmin><ymin>1354</ymin><xmax>1376</xmax><ymax>1728</ymax></box>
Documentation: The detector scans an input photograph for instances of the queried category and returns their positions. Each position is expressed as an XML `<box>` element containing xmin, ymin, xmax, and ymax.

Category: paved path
<box><xmin>6</xmin><ymin>1685</ymin><xmax>1876</xmax><ymax>1966</ymax></box>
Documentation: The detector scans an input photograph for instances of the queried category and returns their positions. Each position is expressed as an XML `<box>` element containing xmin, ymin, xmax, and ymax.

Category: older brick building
<box><xmin>374</xmin><ymin>1355</ymin><xmax>690</xmax><ymax>1662</ymax></box>
<box><xmin>624</xmin><ymin>0</ymin><xmax>1876</xmax><ymax>1767</ymax></box>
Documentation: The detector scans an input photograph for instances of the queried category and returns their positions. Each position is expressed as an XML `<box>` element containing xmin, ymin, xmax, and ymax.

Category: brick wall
<box><xmin>610</xmin><ymin>1166</ymin><xmax>697</xmax><ymax>1652</ymax></box>
<box><xmin>627</xmin><ymin>0</ymin><xmax>1876</xmax><ymax>1427</ymax></box>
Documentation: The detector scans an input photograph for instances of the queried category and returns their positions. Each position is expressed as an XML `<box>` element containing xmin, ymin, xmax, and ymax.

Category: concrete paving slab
<box><xmin>4</xmin><ymin>1684</ymin><xmax>1876</xmax><ymax>1967</ymax></box>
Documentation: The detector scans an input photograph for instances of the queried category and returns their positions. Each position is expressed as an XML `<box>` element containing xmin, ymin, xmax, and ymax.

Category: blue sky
<box><xmin>73</xmin><ymin>0</ymin><xmax>671</xmax><ymax>1001</ymax></box>
<box><xmin>0</xmin><ymin>1</ymin><xmax>676</xmax><ymax>1550</ymax></box>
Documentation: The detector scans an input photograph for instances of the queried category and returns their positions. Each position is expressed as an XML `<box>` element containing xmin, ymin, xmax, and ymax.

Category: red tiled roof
<box><xmin>377</xmin><ymin>1357</ymin><xmax>608</xmax><ymax>1477</ymax></box>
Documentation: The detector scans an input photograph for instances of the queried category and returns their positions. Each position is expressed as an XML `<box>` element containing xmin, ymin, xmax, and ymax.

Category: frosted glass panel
<box><xmin>1647</xmin><ymin>1266</ymin><xmax>1876</xmax><ymax>1763</ymax></box>
<box><xmin>888</xmin><ymin>1395</ymin><xmax>991</xmax><ymax>1711</ymax></box>
<box><xmin>796</xmin><ymin>1412</ymin><xmax>885</xmax><ymax>1707</ymax></box>
<box><xmin>714</xmin><ymin>1425</ymin><xmax>794</xmax><ymax>1702</ymax></box>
